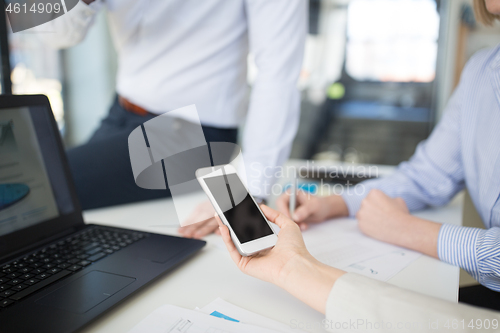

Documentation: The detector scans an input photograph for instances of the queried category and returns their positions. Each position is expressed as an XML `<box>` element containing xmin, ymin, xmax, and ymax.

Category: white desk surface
<box><xmin>81</xmin><ymin>184</ymin><xmax>462</xmax><ymax>333</ymax></box>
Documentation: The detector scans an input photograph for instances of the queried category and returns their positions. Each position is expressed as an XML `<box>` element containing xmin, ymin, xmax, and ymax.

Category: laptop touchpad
<box><xmin>35</xmin><ymin>271</ymin><xmax>136</xmax><ymax>313</ymax></box>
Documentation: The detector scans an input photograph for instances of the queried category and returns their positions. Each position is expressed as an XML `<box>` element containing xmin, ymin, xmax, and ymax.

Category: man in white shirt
<box><xmin>39</xmin><ymin>0</ymin><xmax>306</xmax><ymax>236</ymax></box>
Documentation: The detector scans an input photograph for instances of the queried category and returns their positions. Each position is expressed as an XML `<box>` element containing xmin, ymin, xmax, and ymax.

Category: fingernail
<box><xmin>300</xmin><ymin>224</ymin><xmax>306</xmax><ymax>231</ymax></box>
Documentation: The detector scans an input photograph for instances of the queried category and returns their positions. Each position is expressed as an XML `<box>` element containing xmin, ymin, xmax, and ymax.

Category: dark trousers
<box><xmin>459</xmin><ymin>284</ymin><xmax>500</xmax><ymax>311</ymax></box>
<box><xmin>67</xmin><ymin>97</ymin><xmax>238</xmax><ymax>210</ymax></box>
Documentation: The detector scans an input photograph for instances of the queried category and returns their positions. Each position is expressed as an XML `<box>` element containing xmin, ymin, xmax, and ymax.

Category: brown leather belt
<box><xmin>118</xmin><ymin>95</ymin><xmax>155</xmax><ymax>117</ymax></box>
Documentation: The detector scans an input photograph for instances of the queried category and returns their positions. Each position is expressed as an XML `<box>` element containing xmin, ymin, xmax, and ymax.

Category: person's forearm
<box><xmin>385</xmin><ymin>215</ymin><xmax>441</xmax><ymax>258</ymax></box>
<box><xmin>278</xmin><ymin>254</ymin><xmax>345</xmax><ymax>314</ymax></box>
<box><xmin>325</xmin><ymin>195</ymin><xmax>349</xmax><ymax>219</ymax></box>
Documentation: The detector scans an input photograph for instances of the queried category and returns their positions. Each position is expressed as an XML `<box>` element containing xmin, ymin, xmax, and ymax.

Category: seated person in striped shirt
<box><xmin>277</xmin><ymin>0</ymin><xmax>500</xmax><ymax>309</ymax></box>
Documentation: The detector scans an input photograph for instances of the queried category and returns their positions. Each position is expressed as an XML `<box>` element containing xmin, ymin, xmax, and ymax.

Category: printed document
<box><xmin>128</xmin><ymin>304</ymin><xmax>281</xmax><ymax>333</ymax></box>
<box><xmin>302</xmin><ymin>218</ymin><xmax>421</xmax><ymax>281</ymax></box>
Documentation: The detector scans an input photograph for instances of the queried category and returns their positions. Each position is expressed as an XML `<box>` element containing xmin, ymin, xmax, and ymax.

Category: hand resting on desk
<box><xmin>356</xmin><ymin>190</ymin><xmax>440</xmax><ymax>258</ymax></box>
<box><xmin>179</xmin><ymin>187</ymin><xmax>442</xmax><ymax>260</ymax></box>
<box><xmin>178</xmin><ymin>201</ymin><xmax>220</xmax><ymax>239</ymax></box>
<box><xmin>277</xmin><ymin>189</ymin><xmax>441</xmax><ymax>258</ymax></box>
<box><xmin>276</xmin><ymin>190</ymin><xmax>348</xmax><ymax>230</ymax></box>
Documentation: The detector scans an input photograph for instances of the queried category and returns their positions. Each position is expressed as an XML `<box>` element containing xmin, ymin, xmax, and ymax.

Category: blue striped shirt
<box><xmin>341</xmin><ymin>45</ymin><xmax>500</xmax><ymax>291</ymax></box>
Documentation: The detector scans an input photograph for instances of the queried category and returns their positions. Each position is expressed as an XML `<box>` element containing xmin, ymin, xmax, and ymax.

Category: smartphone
<box><xmin>196</xmin><ymin>164</ymin><xmax>278</xmax><ymax>256</ymax></box>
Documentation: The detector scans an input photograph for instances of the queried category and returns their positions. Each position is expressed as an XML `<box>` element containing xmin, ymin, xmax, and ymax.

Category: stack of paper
<box><xmin>302</xmin><ymin>218</ymin><xmax>421</xmax><ymax>281</ymax></box>
<box><xmin>128</xmin><ymin>298</ymin><xmax>305</xmax><ymax>333</ymax></box>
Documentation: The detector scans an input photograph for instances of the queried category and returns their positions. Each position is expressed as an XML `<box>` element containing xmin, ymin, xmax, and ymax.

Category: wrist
<box><xmin>278</xmin><ymin>253</ymin><xmax>345</xmax><ymax>314</ymax></box>
<box><xmin>391</xmin><ymin>215</ymin><xmax>441</xmax><ymax>258</ymax></box>
<box><xmin>325</xmin><ymin>195</ymin><xmax>349</xmax><ymax>219</ymax></box>
<box><xmin>277</xmin><ymin>253</ymin><xmax>315</xmax><ymax>289</ymax></box>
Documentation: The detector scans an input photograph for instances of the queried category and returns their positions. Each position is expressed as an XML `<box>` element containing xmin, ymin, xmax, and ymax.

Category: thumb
<box><xmin>214</xmin><ymin>213</ymin><xmax>223</xmax><ymax>227</ymax></box>
<box><xmin>261</xmin><ymin>205</ymin><xmax>293</xmax><ymax>229</ymax></box>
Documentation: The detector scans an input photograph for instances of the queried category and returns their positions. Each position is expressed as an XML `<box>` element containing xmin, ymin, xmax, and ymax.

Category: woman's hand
<box><xmin>356</xmin><ymin>189</ymin><xmax>441</xmax><ymax>258</ymax></box>
<box><xmin>216</xmin><ymin>205</ymin><xmax>311</xmax><ymax>286</ymax></box>
<box><xmin>276</xmin><ymin>191</ymin><xmax>349</xmax><ymax>230</ymax></box>
<box><xmin>217</xmin><ymin>205</ymin><xmax>345</xmax><ymax>313</ymax></box>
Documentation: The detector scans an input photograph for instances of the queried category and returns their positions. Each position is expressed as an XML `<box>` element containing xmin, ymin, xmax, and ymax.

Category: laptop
<box><xmin>0</xmin><ymin>95</ymin><xmax>206</xmax><ymax>332</ymax></box>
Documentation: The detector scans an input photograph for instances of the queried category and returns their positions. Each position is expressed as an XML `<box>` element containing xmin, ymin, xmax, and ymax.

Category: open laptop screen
<box><xmin>0</xmin><ymin>97</ymin><xmax>80</xmax><ymax>259</ymax></box>
<box><xmin>0</xmin><ymin>106</ymin><xmax>75</xmax><ymax>236</ymax></box>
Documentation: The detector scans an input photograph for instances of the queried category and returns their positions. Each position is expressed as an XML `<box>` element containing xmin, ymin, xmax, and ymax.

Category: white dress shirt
<box><xmin>326</xmin><ymin>273</ymin><xmax>500</xmax><ymax>332</ymax></box>
<box><xmin>39</xmin><ymin>0</ymin><xmax>307</xmax><ymax>197</ymax></box>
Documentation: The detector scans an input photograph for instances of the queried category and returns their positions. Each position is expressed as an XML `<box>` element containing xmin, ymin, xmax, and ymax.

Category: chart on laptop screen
<box><xmin>0</xmin><ymin>108</ymin><xmax>58</xmax><ymax>236</ymax></box>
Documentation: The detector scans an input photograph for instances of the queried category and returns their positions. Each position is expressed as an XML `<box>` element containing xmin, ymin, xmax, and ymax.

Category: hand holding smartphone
<box><xmin>196</xmin><ymin>165</ymin><xmax>277</xmax><ymax>256</ymax></box>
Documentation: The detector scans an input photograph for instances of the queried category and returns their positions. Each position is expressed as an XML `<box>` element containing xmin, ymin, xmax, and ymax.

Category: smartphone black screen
<box><xmin>204</xmin><ymin>173</ymin><xmax>273</xmax><ymax>244</ymax></box>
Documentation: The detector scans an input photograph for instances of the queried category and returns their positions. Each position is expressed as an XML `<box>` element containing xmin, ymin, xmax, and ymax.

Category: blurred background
<box><xmin>1</xmin><ymin>0</ymin><xmax>499</xmax><ymax>167</ymax></box>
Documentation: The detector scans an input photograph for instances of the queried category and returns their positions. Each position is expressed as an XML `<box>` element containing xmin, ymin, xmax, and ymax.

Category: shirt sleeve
<box><xmin>341</xmin><ymin>67</ymin><xmax>466</xmax><ymax>216</ymax></box>
<box><xmin>242</xmin><ymin>0</ymin><xmax>307</xmax><ymax>198</ymax></box>
<box><xmin>438</xmin><ymin>224</ymin><xmax>500</xmax><ymax>291</ymax></box>
<box><xmin>35</xmin><ymin>0</ymin><xmax>102</xmax><ymax>49</ymax></box>
<box><xmin>325</xmin><ymin>273</ymin><xmax>500</xmax><ymax>332</ymax></box>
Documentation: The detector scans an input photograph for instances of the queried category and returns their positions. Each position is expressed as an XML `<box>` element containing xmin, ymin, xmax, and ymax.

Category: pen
<box><xmin>289</xmin><ymin>172</ymin><xmax>297</xmax><ymax>220</ymax></box>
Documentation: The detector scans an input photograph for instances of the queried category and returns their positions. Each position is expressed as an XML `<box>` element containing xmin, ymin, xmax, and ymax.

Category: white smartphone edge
<box><xmin>195</xmin><ymin>164</ymin><xmax>278</xmax><ymax>257</ymax></box>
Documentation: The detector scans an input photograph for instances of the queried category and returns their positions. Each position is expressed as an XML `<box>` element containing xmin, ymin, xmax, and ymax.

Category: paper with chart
<box><xmin>128</xmin><ymin>304</ymin><xmax>281</xmax><ymax>333</ymax></box>
<box><xmin>0</xmin><ymin>108</ymin><xmax>59</xmax><ymax>237</ymax></box>
<box><xmin>198</xmin><ymin>298</ymin><xmax>305</xmax><ymax>333</ymax></box>
<box><xmin>302</xmin><ymin>218</ymin><xmax>421</xmax><ymax>281</ymax></box>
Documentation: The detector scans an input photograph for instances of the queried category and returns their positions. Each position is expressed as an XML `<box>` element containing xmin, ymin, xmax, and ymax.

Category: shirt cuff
<box><xmin>76</xmin><ymin>0</ymin><xmax>101</xmax><ymax>17</ymax></box>
<box><xmin>325</xmin><ymin>273</ymin><xmax>389</xmax><ymax>331</ymax></box>
<box><xmin>437</xmin><ymin>224</ymin><xmax>483</xmax><ymax>279</ymax></box>
<box><xmin>340</xmin><ymin>191</ymin><xmax>366</xmax><ymax>217</ymax></box>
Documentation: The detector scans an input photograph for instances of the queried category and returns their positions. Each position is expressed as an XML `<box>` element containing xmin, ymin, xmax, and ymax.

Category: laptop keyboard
<box><xmin>0</xmin><ymin>226</ymin><xmax>147</xmax><ymax>310</ymax></box>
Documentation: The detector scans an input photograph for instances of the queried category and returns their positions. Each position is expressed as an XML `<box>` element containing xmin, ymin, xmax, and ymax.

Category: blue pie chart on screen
<box><xmin>0</xmin><ymin>184</ymin><xmax>30</xmax><ymax>211</ymax></box>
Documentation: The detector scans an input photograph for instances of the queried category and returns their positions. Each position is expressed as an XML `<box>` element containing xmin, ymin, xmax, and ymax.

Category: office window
<box><xmin>346</xmin><ymin>0</ymin><xmax>440</xmax><ymax>82</ymax></box>
<box><xmin>9</xmin><ymin>32</ymin><xmax>65</xmax><ymax>131</ymax></box>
